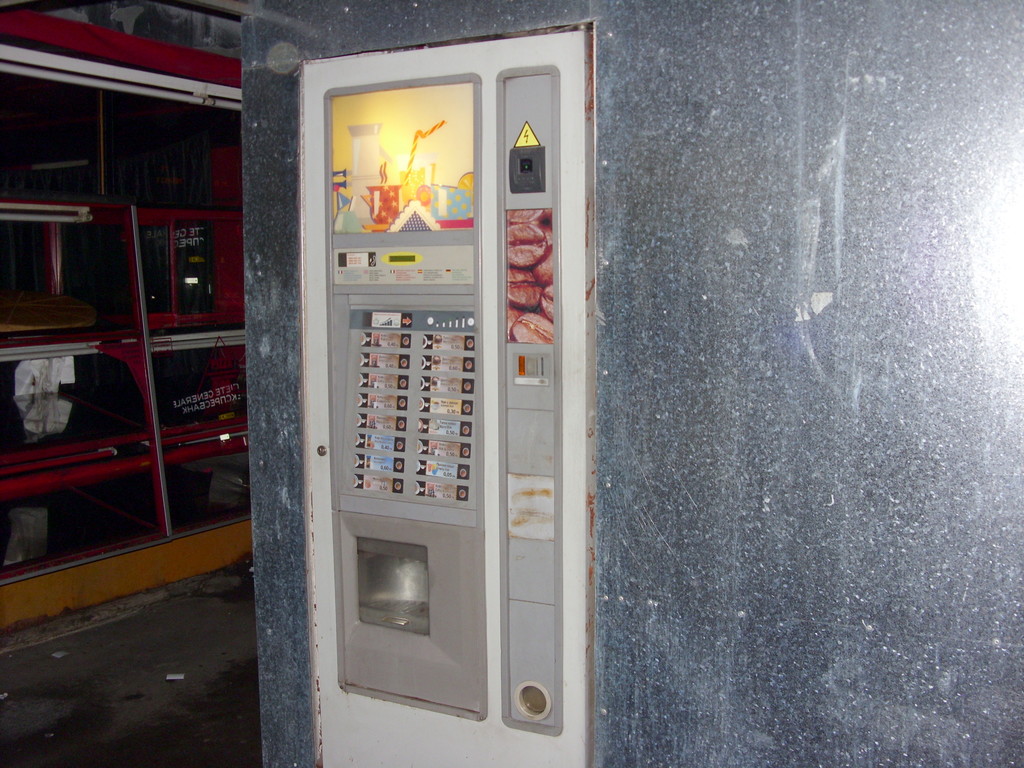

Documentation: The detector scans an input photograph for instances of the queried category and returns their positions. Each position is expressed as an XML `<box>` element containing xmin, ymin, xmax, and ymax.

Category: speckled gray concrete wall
<box><xmin>243</xmin><ymin>2</ymin><xmax>1024</xmax><ymax>766</ymax></box>
<box><xmin>241</xmin><ymin>44</ymin><xmax>311</xmax><ymax>766</ymax></box>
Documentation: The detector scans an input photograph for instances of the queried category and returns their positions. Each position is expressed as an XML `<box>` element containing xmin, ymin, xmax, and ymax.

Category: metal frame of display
<box><xmin>0</xmin><ymin>196</ymin><xmax>249</xmax><ymax>583</ymax></box>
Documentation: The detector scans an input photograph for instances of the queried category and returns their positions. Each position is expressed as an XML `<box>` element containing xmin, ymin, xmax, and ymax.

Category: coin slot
<box><xmin>513</xmin><ymin>353</ymin><xmax>549</xmax><ymax>386</ymax></box>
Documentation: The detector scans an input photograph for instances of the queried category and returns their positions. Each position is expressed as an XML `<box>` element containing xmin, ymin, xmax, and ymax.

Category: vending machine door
<box><xmin>302</xmin><ymin>29</ymin><xmax>593</xmax><ymax>767</ymax></box>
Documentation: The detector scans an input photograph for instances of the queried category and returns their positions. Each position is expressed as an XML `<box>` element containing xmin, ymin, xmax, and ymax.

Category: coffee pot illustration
<box><xmin>336</xmin><ymin>123</ymin><xmax>392</xmax><ymax>233</ymax></box>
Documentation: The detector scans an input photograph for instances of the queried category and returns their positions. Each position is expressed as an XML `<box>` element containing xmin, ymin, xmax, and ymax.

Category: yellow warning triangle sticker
<box><xmin>514</xmin><ymin>121</ymin><xmax>541</xmax><ymax>148</ymax></box>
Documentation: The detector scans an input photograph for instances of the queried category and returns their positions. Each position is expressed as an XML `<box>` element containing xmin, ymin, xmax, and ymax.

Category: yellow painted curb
<box><xmin>0</xmin><ymin>520</ymin><xmax>253</xmax><ymax>631</ymax></box>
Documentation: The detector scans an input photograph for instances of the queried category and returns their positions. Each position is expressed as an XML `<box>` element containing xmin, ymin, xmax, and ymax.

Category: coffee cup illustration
<box><xmin>363</xmin><ymin>184</ymin><xmax>402</xmax><ymax>226</ymax></box>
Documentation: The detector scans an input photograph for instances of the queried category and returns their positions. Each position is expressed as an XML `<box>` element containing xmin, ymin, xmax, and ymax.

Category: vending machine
<box><xmin>300</xmin><ymin>30</ymin><xmax>593</xmax><ymax>766</ymax></box>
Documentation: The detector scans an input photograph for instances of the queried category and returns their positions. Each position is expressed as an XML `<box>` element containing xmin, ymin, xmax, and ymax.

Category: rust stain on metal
<box><xmin>585</xmin><ymin>196</ymin><xmax>593</xmax><ymax>250</ymax></box>
<box><xmin>514</xmin><ymin>486</ymin><xmax>554</xmax><ymax>500</ymax></box>
<box><xmin>510</xmin><ymin>486</ymin><xmax>554</xmax><ymax>529</ymax></box>
<box><xmin>509</xmin><ymin>476</ymin><xmax>556</xmax><ymax>540</ymax></box>
<box><xmin>510</xmin><ymin>508</ymin><xmax>552</xmax><ymax>529</ymax></box>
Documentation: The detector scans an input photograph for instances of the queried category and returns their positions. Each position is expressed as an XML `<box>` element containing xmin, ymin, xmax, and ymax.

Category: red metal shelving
<box><xmin>0</xmin><ymin>196</ymin><xmax>248</xmax><ymax>581</ymax></box>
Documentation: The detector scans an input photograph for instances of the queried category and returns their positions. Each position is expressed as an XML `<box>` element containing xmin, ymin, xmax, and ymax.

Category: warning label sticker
<box><xmin>514</xmin><ymin>121</ymin><xmax>541</xmax><ymax>148</ymax></box>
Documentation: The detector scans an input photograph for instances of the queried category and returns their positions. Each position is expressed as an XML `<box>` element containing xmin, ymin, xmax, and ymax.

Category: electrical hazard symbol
<box><xmin>514</xmin><ymin>122</ymin><xmax>541</xmax><ymax>148</ymax></box>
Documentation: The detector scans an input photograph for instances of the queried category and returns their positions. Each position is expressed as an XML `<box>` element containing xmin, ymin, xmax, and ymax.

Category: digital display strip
<box><xmin>349</xmin><ymin>315</ymin><xmax>475</xmax><ymax>506</ymax></box>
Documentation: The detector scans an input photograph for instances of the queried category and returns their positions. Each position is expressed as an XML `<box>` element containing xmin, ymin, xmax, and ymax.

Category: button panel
<box><xmin>345</xmin><ymin>309</ymin><xmax>476</xmax><ymax>509</ymax></box>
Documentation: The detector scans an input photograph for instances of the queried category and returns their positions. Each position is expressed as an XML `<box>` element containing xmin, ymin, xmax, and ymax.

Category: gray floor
<box><xmin>0</xmin><ymin>563</ymin><xmax>261</xmax><ymax>768</ymax></box>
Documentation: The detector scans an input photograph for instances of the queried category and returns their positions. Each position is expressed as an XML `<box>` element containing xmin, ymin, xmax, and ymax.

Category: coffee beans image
<box><xmin>506</xmin><ymin>208</ymin><xmax>554</xmax><ymax>343</ymax></box>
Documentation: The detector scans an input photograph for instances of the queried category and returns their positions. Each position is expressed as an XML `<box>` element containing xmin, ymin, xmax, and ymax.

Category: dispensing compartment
<box><xmin>335</xmin><ymin>510</ymin><xmax>485</xmax><ymax>718</ymax></box>
<box><xmin>357</xmin><ymin>537</ymin><xmax>429</xmax><ymax>634</ymax></box>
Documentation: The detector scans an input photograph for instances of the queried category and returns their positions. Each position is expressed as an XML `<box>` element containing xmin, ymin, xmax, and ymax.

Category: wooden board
<box><xmin>0</xmin><ymin>290</ymin><xmax>97</xmax><ymax>333</ymax></box>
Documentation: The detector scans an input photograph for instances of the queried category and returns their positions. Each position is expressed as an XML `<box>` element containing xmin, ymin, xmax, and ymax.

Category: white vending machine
<box><xmin>301</xmin><ymin>29</ymin><xmax>594</xmax><ymax>766</ymax></box>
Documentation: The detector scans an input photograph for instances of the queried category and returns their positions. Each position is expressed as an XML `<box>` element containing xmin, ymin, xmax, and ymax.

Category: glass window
<box><xmin>330</xmin><ymin>83</ymin><xmax>474</xmax><ymax>235</ymax></box>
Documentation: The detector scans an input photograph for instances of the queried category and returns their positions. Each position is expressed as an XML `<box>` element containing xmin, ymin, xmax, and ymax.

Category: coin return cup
<box><xmin>514</xmin><ymin>680</ymin><xmax>552</xmax><ymax>721</ymax></box>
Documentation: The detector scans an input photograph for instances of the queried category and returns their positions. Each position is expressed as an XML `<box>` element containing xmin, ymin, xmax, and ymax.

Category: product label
<box><xmin>416</xmin><ymin>439</ymin><xmax>468</xmax><ymax>458</ymax></box>
<box><xmin>366</xmin><ymin>373</ymin><xmax>404</xmax><ymax>390</ymax></box>
<box><xmin>422</xmin><ymin>397</ymin><xmax>463</xmax><ymax>416</ymax></box>
<box><xmin>364</xmin><ymin>434</ymin><xmax>397</xmax><ymax>452</ymax></box>
<box><xmin>416</xmin><ymin>460</ymin><xmax>468</xmax><ymax>480</ymax></box>
<box><xmin>364</xmin><ymin>393</ymin><xmax>401</xmax><ymax>410</ymax></box>
<box><xmin>361</xmin><ymin>331</ymin><xmax>410</xmax><ymax>348</ymax></box>
<box><xmin>354</xmin><ymin>474</ymin><xmax>393</xmax><ymax>493</ymax></box>
<box><xmin>422</xmin><ymin>354</ymin><xmax>471</xmax><ymax>372</ymax></box>
<box><xmin>416</xmin><ymin>417</ymin><xmax>472</xmax><ymax>437</ymax></box>
<box><xmin>367</xmin><ymin>455</ymin><xmax>398</xmax><ymax>472</ymax></box>
<box><xmin>414</xmin><ymin>481</ymin><xmax>469</xmax><ymax>501</ymax></box>
<box><xmin>424</xmin><ymin>334</ymin><xmax>475</xmax><ymax>351</ymax></box>
<box><xmin>416</xmin><ymin>481</ymin><xmax>458</xmax><ymax>500</ymax></box>
<box><xmin>422</xmin><ymin>376</ymin><xmax>465</xmax><ymax>394</ymax></box>
<box><xmin>356</xmin><ymin>352</ymin><xmax>411</xmax><ymax>369</ymax></box>
<box><xmin>359</xmin><ymin>413</ymin><xmax>405</xmax><ymax>431</ymax></box>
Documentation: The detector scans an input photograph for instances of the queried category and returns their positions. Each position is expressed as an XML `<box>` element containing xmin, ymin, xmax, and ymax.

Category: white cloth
<box><xmin>14</xmin><ymin>356</ymin><xmax>75</xmax><ymax>395</ymax></box>
<box><xmin>3</xmin><ymin>507</ymin><xmax>48</xmax><ymax>565</ymax></box>
<box><xmin>13</xmin><ymin>357</ymin><xmax>75</xmax><ymax>440</ymax></box>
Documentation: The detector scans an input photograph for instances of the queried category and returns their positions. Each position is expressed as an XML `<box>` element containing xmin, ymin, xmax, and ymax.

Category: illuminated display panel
<box><xmin>330</xmin><ymin>83</ymin><xmax>474</xmax><ymax>235</ymax></box>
